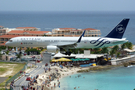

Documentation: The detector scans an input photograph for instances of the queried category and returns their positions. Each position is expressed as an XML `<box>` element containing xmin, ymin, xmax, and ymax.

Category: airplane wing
<box><xmin>57</xmin><ymin>30</ymin><xmax>86</xmax><ymax>49</ymax></box>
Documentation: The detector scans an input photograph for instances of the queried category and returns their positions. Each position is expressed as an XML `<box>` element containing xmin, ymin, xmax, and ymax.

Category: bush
<box><xmin>8</xmin><ymin>76</ymin><xmax>12</xmax><ymax>78</ymax></box>
<box><xmin>123</xmin><ymin>62</ymin><xmax>129</xmax><ymax>67</ymax></box>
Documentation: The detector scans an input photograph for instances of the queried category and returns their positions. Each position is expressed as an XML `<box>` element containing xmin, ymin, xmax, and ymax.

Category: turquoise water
<box><xmin>56</xmin><ymin>66</ymin><xmax>135</xmax><ymax>90</ymax></box>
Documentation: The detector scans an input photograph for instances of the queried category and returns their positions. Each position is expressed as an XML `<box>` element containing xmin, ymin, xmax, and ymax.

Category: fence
<box><xmin>5</xmin><ymin>61</ymin><xmax>28</xmax><ymax>90</ymax></box>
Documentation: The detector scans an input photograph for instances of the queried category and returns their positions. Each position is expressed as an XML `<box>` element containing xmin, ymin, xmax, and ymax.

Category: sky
<box><xmin>0</xmin><ymin>0</ymin><xmax>135</xmax><ymax>12</ymax></box>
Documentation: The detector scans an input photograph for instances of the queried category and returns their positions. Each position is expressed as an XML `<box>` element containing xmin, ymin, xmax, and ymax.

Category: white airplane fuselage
<box><xmin>5</xmin><ymin>36</ymin><xmax>127</xmax><ymax>49</ymax></box>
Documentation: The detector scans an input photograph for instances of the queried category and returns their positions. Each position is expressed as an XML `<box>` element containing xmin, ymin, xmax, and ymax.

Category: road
<box><xmin>12</xmin><ymin>53</ymin><xmax>51</xmax><ymax>90</ymax></box>
<box><xmin>13</xmin><ymin>61</ymin><xmax>45</xmax><ymax>90</ymax></box>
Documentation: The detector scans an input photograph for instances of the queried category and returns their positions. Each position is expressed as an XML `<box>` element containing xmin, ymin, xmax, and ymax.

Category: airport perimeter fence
<box><xmin>5</xmin><ymin>61</ymin><xmax>28</xmax><ymax>90</ymax></box>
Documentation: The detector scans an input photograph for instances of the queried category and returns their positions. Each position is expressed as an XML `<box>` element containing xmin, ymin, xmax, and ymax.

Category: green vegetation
<box><xmin>64</xmin><ymin>42</ymin><xmax>133</xmax><ymax>59</ymax></box>
<box><xmin>110</xmin><ymin>45</ymin><xmax>119</xmax><ymax>57</ymax></box>
<box><xmin>0</xmin><ymin>88</ymin><xmax>10</xmax><ymax>90</ymax></box>
<box><xmin>101</xmin><ymin>47</ymin><xmax>108</xmax><ymax>54</ymax></box>
<box><xmin>121</xmin><ymin>42</ymin><xmax>133</xmax><ymax>50</ymax></box>
<box><xmin>0</xmin><ymin>62</ymin><xmax>25</xmax><ymax>87</ymax></box>
<box><xmin>69</xmin><ymin>48</ymin><xmax>85</xmax><ymax>54</ymax></box>
<box><xmin>16</xmin><ymin>52</ymin><xmax>22</xmax><ymax>58</ymax></box>
<box><xmin>109</xmin><ymin>42</ymin><xmax>133</xmax><ymax>58</ymax></box>
<box><xmin>0</xmin><ymin>76</ymin><xmax>12</xmax><ymax>89</ymax></box>
<box><xmin>7</xmin><ymin>46</ymin><xmax>13</xmax><ymax>50</ymax></box>
<box><xmin>0</xmin><ymin>62</ymin><xmax>25</xmax><ymax>76</ymax></box>
<box><xmin>0</xmin><ymin>68</ymin><xmax>8</xmax><ymax>75</ymax></box>
<box><xmin>5</xmin><ymin>50</ymin><xmax>9</xmax><ymax>55</ymax></box>
<box><xmin>0</xmin><ymin>46</ymin><xmax>6</xmax><ymax>50</ymax></box>
<box><xmin>25</xmin><ymin>48</ymin><xmax>41</xmax><ymax>55</ymax></box>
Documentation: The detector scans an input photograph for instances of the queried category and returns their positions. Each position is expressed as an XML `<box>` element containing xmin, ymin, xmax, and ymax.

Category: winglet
<box><xmin>77</xmin><ymin>30</ymin><xmax>86</xmax><ymax>43</ymax></box>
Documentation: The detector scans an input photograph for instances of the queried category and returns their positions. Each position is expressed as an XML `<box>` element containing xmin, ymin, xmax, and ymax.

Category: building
<box><xmin>52</xmin><ymin>28</ymin><xmax>101</xmax><ymax>37</ymax></box>
<box><xmin>16</xmin><ymin>27</ymin><xmax>40</xmax><ymax>31</ymax></box>
<box><xmin>0</xmin><ymin>31</ymin><xmax>51</xmax><ymax>46</ymax></box>
<box><xmin>0</xmin><ymin>26</ymin><xmax>101</xmax><ymax>46</ymax></box>
<box><xmin>7</xmin><ymin>30</ymin><xmax>51</xmax><ymax>36</ymax></box>
<box><xmin>83</xmin><ymin>28</ymin><xmax>101</xmax><ymax>37</ymax></box>
<box><xmin>0</xmin><ymin>26</ymin><xmax>8</xmax><ymax>36</ymax></box>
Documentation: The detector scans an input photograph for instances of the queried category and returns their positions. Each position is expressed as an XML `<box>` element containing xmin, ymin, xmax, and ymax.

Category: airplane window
<box><xmin>9</xmin><ymin>40</ymin><xmax>12</xmax><ymax>42</ymax></box>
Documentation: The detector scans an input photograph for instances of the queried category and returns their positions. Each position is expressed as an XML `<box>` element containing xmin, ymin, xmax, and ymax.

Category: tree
<box><xmin>110</xmin><ymin>45</ymin><xmax>119</xmax><ymax>57</ymax></box>
<box><xmin>92</xmin><ymin>48</ymin><xmax>101</xmax><ymax>54</ymax></box>
<box><xmin>5</xmin><ymin>50</ymin><xmax>9</xmax><ymax>55</ymax></box>
<box><xmin>16</xmin><ymin>53</ymin><xmax>22</xmax><ymax>58</ymax></box>
<box><xmin>110</xmin><ymin>49</ymin><xmax>115</xmax><ymax>57</ymax></box>
<box><xmin>0</xmin><ymin>46</ymin><xmax>6</xmax><ymax>49</ymax></box>
<box><xmin>101</xmin><ymin>47</ymin><xmax>108</xmax><ymax>54</ymax></box>
<box><xmin>113</xmin><ymin>45</ymin><xmax>119</xmax><ymax>51</ymax></box>
<box><xmin>121</xmin><ymin>43</ymin><xmax>127</xmax><ymax>50</ymax></box>
<box><xmin>25</xmin><ymin>48</ymin><xmax>41</xmax><ymax>55</ymax></box>
<box><xmin>126</xmin><ymin>42</ymin><xmax>133</xmax><ymax>49</ymax></box>
<box><xmin>116</xmin><ymin>52</ymin><xmax>120</xmax><ymax>58</ymax></box>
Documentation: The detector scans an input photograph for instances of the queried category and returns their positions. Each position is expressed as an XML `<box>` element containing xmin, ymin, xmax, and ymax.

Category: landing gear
<box><xmin>65</xmin><ymin>51</ymin><xmax>71</xmax><ymax>56</ymax></box>
<box><xmin>60</xmin><ymin>48</ymin><xmax>72</xmax><ymax>56</ymax></box>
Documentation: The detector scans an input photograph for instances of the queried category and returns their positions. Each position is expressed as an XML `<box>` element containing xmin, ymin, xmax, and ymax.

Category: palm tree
<box><xmin>109</xmin><ymin>45</ymin><xmax>119</xmax><ymax>57</ymax></box>
<box><xmin>101</xmin><ymin>47</ymin><xmax>108</xmax><ymax>54</ymax></box>
<box><xmin>121</xmin><ymin>43</ymin><xmax>127</xmax><ymax>50</ymax></box>
<box><xmin>93</xmin><ymin>48</ymin><xmax>101</xmax><ymax>54</ymax></box>
<box><xmin>110</xmin><ymin>49</ymin><xmax>115</xmax><ymax>57</ymax></box>
<box><xmin>126</xmin><ymin>42</ymin><xmax>133</xmax><ymax>49</ymax></box>
<box><xmin>121</xmin><ymin>43</ymin><xmax>127</xmax><ymax>57</ymax></box>
<box><xmin>113</xmin><ymin>45</ymin><xmax>119</xmax><ymax>51</ymax></box>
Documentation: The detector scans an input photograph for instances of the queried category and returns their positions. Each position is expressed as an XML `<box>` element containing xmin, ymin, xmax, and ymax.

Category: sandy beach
<box><xmin>29</xmin><ymin>65</ymin><xmax>84</xmax><ymax>90</ymax></box>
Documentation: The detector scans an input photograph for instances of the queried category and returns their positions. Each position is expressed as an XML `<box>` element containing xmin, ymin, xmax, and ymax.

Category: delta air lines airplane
<box><xmin>5</xmin><ymin>19</ymin><xmax>129</xmax><ymax>55</ymax></box>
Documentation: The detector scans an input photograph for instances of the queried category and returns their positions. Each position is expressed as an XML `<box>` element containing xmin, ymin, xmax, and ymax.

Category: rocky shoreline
<box><xmin>77</xmin><ymin>61</ymin><xmax>135</xmax><ymax>73</ymax></box>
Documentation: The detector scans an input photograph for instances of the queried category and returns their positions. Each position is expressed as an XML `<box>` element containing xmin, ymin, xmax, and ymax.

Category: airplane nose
<box><xmin>5</xmin><ymin>41</ymin><xmax>9</xmax><ymax>46</ymax></box>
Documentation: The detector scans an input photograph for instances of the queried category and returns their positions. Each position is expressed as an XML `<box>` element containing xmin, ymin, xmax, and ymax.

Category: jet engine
<box><xmin>46</xmin><ymin>46</ymin><xmax>59</xmax><ymax>53</ymax></box>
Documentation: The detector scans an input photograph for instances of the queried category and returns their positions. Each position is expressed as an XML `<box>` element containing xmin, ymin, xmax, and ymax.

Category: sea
<box><xmin>55</xmin><ymin>66</ymin><xmax>135</xmax><ymax>90</ymax></box>
<box><xmin>0</xmin><ymin>11</ymin><xmax>135</xmax><ymax>90</ymax></box>
<box><xmin>0</xmin><ymin>11</ymin><xmax>135</xmax><ymax>44</ymax></box>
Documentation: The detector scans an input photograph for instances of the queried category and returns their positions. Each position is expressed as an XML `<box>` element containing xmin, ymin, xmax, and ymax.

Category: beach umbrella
<box><xmin>51</xmin><ymin>59</ymin><xmax>59</xmax><ymax>62</ymax></box>
<box><xmin>83</xmin><ymin>58</ymin><xmax>89</xmax><ymax>61</ymax></box>
<box><xmin>70</xmin><ymin>58</ymin><xmax>76</xmax><ymax>61</ymax></box>
<box><xmin>57</xmin><ymin>58</ymin><xmax>72</xmax><ymax>62</ymax></box>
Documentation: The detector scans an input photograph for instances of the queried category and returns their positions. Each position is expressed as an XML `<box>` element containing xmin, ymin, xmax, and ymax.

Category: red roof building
<box><xmin>0</xmin><ymin>30</ymin><xmax>51</xmax><ymax>46</ymax></box>
<box><xmin>7</xmin><ymin>30</ymin><xmax>50</xmax><ymax>36</ymax></box>
<box><xmin>16</xmin><ymin>27</ymin><xmax>39</xmax><ymax>31</ymax></box>
<box><xmin>0</xmin><ymin>27</ymin><xmax>101</xmax><ymax>46</ymax></box>
<box><xmin>52</xmin><ymin>28</ymin><xmax>101</xmax><ymax>37</ymax></box>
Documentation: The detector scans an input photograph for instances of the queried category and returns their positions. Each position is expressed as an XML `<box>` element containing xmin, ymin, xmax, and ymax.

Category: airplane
<box><xmin>5</xmin><ymin>19</ymin><xmax>129</xmax><ymax>55</ymax></box>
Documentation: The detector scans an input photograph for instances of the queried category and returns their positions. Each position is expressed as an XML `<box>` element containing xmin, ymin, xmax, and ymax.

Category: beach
<box><xmin>25</xmin><ymin>60</ymin><xmax>135</xmax><ymax>90</ymax></box>
<box><xmin>27</xmin><ymin>65</ymin><xmax>85</xmax><ymax>90</ymax></box>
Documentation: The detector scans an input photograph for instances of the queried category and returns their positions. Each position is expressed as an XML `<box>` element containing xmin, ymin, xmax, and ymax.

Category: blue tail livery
<box><xmin>106</xmin><ymin>19</ymin><xmax>129</xmax><ymax>39</ymax></box>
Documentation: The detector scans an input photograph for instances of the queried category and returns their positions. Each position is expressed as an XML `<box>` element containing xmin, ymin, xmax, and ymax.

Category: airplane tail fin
<box><xmin>106</xmin><ymin>19</ymin><xmax>130</xmax><ymax>39</ymax></box>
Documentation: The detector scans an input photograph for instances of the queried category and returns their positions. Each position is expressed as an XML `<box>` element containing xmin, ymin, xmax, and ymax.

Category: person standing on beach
<box><xmin>58</xmin><ymin>81</ymin><xmax>60</xmax><ymax>88</ymax></box>
<box><xmin>54</xmin><ymin>83</ymin><xmax>56</xmax><ymax>88</ymax></box>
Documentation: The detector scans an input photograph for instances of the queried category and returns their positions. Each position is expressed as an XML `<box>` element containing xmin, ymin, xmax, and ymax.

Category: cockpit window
<box><xmin>9</xmin><ymin>40</ymin><xmax>12</xmax><ymax>42</ymax></box>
